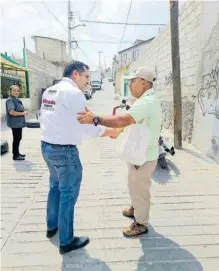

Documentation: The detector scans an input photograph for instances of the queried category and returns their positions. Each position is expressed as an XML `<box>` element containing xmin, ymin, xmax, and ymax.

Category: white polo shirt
<box><xmin>40</xmin><ymin>77</ymin><xmax>105</xmax><ymax>145</ymax></box>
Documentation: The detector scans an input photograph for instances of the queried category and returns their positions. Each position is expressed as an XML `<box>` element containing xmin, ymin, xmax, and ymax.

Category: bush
<box><xmin>0</xmin><ymin>75</ymin><xmax>26</xmax><ymax>98</ymax></box>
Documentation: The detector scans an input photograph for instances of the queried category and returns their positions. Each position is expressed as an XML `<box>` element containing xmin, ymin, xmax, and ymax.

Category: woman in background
<box><xmin>6</xmin><ymin>85</ymin><xmax>28</xmax><ymax>160</ymax></box>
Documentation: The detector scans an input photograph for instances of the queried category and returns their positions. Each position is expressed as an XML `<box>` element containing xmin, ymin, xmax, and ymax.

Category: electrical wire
<box><xmin>40</xmin><ymin>0</ymin><xmax>68</xmax><ymax>33</ymax></box>
<box><xmin>85</xmin><ymin>1</ymin><xmax>96</xmax><ymax>20</ymax></box>
<box><xmin>118</xmin><ymin>0</ymin><xmax>133</xmax><ymax>51</ymax></box>
<box><xmin>77</xmin><ymin>46</ymin><xmax>96</xmax><ymax>67</ymax></box>
<box><xmin>2</xmin><ymin>2</ymin><xmax>51</xmax><ymax>46</ymax></box>
<box><xmin>80</xmin><ymin>20</ymin><xmax>166</xmax><ymax>26</ymax></box>
<box><xmin>76</xmin><ymin>40</ymin><xmax>133</xmax><ymax>44</ymax></box>
<box><xmin>39</xmin><ymin>1</ymin><xmax>133</xmax><ymax>66</ymax></box>
<box><xmin>81</xmin><ymin>28</ymin><xmax>125</xmax><ymax>42</ymax></box>
<box><xmin>40</xmin><ymin>1</ymin><xmax>95</xmax><ymax>66</ymax></box>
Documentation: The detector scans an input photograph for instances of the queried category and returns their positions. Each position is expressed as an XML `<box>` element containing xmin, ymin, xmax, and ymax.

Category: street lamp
<box><xmin>70</xmin><ymin>23</ymin><xmax>86</xmax><ymax>30</ymax></box>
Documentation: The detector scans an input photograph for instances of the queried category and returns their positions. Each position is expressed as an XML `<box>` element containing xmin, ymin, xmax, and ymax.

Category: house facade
<box><xmin>114</xmin><ymin>38</ymin><xmax>154</xmax><ymax>98</ymax></box>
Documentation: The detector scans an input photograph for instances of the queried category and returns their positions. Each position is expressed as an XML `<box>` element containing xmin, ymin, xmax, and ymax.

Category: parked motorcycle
<box><xmin>112</xmin><ymin>99</ymin><xmax>175</xmax><ymax>169</ymax></box>
<box><xmin>158</xmin><ymin>136</ymin><xmax>175</xmax><ymax>169</ymax></box>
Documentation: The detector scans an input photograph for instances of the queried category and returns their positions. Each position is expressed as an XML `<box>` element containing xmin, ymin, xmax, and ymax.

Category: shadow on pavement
<box><xmin>136</xmin><ymin>226</ymin><xmax>203</xmax><ymax>271</ymax></box>
<box><xmin>152</xmin><ymin>159</ymin><xmax>180</xmax><ymax>185</ymax></box>
<box><xmin>50</xmin><ymin>237</ymin><xmax>112</xmax><ymax>271</ymax></box>
<box><xmin>13</xmin><ymin>160</ymin><xmax>35</xmax><ymax>172</ymax></box>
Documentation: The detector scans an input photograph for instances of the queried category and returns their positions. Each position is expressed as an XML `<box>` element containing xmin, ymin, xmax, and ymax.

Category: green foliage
<box><xmin>0</xmin><ymin>75</ymin><xmax>26</xmax><ymax>98</ymax></box>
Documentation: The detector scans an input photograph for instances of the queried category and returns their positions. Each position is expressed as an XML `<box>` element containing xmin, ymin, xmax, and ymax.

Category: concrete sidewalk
<box><xmin>1</xmin><ymin>85</ymin><xmax>219</xmax><ymax>271</ymax></box>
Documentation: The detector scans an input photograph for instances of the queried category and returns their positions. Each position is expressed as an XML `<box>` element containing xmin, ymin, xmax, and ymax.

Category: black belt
<box><xmin>52</xmin><ymin>144</ymin><xmax>76</xmax><ymax>147</ymax></box>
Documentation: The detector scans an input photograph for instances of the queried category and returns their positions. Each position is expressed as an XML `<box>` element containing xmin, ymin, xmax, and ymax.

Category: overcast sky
<box><xmin>0</xmin><ymin>0</ymin><xmax>178</xmax><ymax>70</ymax></box>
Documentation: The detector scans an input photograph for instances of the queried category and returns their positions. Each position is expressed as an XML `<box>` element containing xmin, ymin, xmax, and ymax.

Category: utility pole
<box><xmin>22</xmin><ymin>37</ymin><xmax>30</xmax><ymax>98</ymax></box>
<box><xmin>169</xmin><ymin>0</ymin><xmax>182</xmax><ymax>149</ymax></box>
<box><xmin>68</xmin><ymin>0</ymin><xmax>72</xmax><ymax>59</ymax></box>
<box><xmin>23</xmin><ymin>37</ymin><xmax>27</xmax><ymax>66</ymax></box>
<box><xmin>43</xmin><ymin>52</ymin><xmax>47</xmax><ymax>86</ymax></box>
<box><xmin>104</xmin><ymin>56</ymin><xmax>107</xmax><ymax>71</ymax></box>
<box><xmin>98</xmin><ymin>51</ymin><xmax>103</xmax><ymax>69</ymax></box>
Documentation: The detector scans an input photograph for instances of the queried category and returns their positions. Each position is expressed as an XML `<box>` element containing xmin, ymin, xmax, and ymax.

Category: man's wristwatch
<box><xmin>93</xmin><ymin>116</ymin><xmax>101</xmax><ymax>126</ymax></box>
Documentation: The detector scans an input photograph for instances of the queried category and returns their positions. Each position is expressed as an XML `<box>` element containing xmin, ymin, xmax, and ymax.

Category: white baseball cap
<box><xmin>124</xmin><ymin>67</ymin><xmax>156</xmax><ymax>83</ymax></box>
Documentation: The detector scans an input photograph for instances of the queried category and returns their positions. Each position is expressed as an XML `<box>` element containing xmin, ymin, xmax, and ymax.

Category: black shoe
<box><xmin>59</xmin><ymin>236</ymin><xmax>90</xmax><ymax>254</ymax></box>
<box><xmin>19</xmin><ymin>153</ymin><xmax>26</xmax><ymax>157</ymax></box>
<box><xmin>13</xmin><ymin>155</ymin><xmax>25</xmax><ymax>161</ymax></box>
<box><xmin>46</xmin><ymin>228</ymin><xmax>58</xmax><ymax>238</ymax></box>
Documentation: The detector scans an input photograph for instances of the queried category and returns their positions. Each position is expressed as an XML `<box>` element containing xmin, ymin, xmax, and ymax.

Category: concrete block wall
<box><xmin>130</xmin><ymin>1</ymin><xmax>202</xmax><ymax>102</ymax></box>
<box><xmin>129</xmin><ymin>2</ymin><xmax>199</xmax><ymax>142</ymax></box>
<box><xmin>179</xmin><ymin>1</ymin><xmax>202</xmax><ymax>98</ymax></box>
<box><xmin>33</xmin><ymin>36</ymin><xmax>69</xmax><ymax>64</ymax></box>
<box><xmin>128</xmin><ymin>1</ymin><xmax>219</xmax><ymax>162</ymax></box>
<box><xmin>26</xmin><ymin>49</ymin><xmax>62</xmax><ymax>111</ymax></box>
<box><xmin>192</xmin><ymin>1</ymin><xmax>219</xmax><ymax>163</ymax></box>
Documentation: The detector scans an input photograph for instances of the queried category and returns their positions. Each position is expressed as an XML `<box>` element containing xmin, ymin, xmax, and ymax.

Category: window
<box><xmin>124</xmin><ymin>53</ymin><xmax>127</xmax><ymax>62</ymax></box>
<box><xmin>132</xmin><ymin>49</ymin><xmax>140</xmax><ymax>61</ymax></box>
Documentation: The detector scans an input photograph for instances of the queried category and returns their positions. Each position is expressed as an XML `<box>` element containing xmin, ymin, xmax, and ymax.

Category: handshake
<box><xmin>77</xmin><ymin>107</ymin><xmax>125</xmax><ymax>139</ymax></box>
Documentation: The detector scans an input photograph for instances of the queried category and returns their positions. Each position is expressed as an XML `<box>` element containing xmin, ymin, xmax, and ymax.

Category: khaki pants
<box><xmin>127</xmin><ymin>160</ymin><xmax>157</xmax><ymax>226</ymax></box>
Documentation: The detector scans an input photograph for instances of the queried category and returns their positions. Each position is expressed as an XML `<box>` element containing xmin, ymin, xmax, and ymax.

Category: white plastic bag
<box><xmin>117</xmin><ymin>123</ymin><xmax>152</xmax><ymax>166</ymax></box>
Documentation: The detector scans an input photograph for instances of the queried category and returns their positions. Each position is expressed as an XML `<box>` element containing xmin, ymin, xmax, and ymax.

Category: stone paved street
<box><xmin>1</xmin><ymin>81</ymin><xmax>219</xmax><ymax>271</ymax></box>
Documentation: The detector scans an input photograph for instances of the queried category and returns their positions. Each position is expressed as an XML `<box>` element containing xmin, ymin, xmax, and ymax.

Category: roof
<box><xmin>133</xmin><ymin>39</ymin><xmax>145</xmax><ymax>45</ymax></box>
<box><xmin>32</xmin><ymin>36</ymin><xmax>67</xmax><ymax>44</ymax></box>
<box><xmin>0</xmin><ymin>53</ymin><xmax>28</xmax><ymax>72</ymax></box>
<box><xmin>118</xmin><ymin>37</ymin><xmax>155</xmax><ymax>54</ymax></box>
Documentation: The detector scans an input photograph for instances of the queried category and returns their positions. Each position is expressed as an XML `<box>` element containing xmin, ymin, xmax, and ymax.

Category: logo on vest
<box><xmin>42</xmin><ymin>98</ymin><xmax>56</xmax><ymax>111</ymax></box>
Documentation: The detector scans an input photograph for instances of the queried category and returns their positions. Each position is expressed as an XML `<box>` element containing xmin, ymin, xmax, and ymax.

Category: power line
<box><xmin>118</xmin><ymin>0</ymin><xmax>133</xmax><ymax>51</ymax></box>
<box><xmin>40</xmin><ymin>1</ymin><xmax>94</xmax><ymax>66</ymax></box>
<box><xmin>85</xmin><ymin>1</ymin><xmax>96</xmax><ymax>20</ymax></box>
<box><xmin>4</xmin><ymin>2</ymin><xmax>51</xmax><ymax>46</ymax></box>
<box><xmin>80</xmin><ymin>19</ymin><xmax>166</xmax><ymax>26</ymax></box>
<box><xmin>39</xmin><ymin>1</ymin><xmax>118</xmax><ymax>67</ymax></box>
<box><xmin>76</xmin><ymin>40</ymin><xmax>133</xmax><ymax>44</ymax></box>
<box><xmin>41</xmin><ymin>0</ymin><xmax>68</xmax><ymax>33</ymax></box>
<box><xmin>78</xmin><ymin>46</ymin><xmax>96</xmax><ymax>67</ymax></box>
<box><xmin>94</xmin><ymin>32</ymin><xmax>121</xmax><ymax>41</ymax></box>
<box><xmin>78</xmin><ymin>25</ymin><xmax>124</xmax><ymax>42</ymax></box>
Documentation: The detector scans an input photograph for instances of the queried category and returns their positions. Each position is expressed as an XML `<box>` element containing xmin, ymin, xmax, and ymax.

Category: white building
<box><xmin>32</xmin><ymin>36</ymin><xmax>69</xmax><ymax>64</ymax></box>
<box><xmin>114</xmin><ymin>38</ymin><xmax>154</xmax><ymax>97</ymax></box>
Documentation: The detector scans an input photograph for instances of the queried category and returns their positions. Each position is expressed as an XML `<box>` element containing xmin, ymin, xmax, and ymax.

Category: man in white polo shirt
<box><xmin>77</xmin><ymin>67</ymin><xmax>162</xmax><ymax>237</ymax></box>
<box><xmin>40</xmin><ymin>61</ymin><xmax>117</xmax><ymax>254</ymax></box>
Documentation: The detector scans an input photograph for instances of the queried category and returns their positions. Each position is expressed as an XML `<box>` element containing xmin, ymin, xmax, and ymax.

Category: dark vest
<box><xmin>6</xmin><ymin>97</ymin><xmax>25</xmax><ymax>128</ymax></box>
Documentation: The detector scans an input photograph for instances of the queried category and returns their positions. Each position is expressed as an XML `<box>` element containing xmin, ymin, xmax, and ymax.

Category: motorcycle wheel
<box><xmin>159</xmin><ymin>156</ymin><xmax>168</xmax><ymax>169</ymax></box>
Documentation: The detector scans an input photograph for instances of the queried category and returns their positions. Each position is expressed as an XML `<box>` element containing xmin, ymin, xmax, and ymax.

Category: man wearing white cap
<box><xmin>77</xmin><ymin>67</ymin><xmax>162</xmax><ymax>237</ymax></box>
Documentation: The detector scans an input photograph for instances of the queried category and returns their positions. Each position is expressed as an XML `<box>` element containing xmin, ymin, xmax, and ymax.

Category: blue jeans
<box><xmin>41</xmin><ymin>141</ymin><xmax>82</xmax><ymax>246</ymax></box>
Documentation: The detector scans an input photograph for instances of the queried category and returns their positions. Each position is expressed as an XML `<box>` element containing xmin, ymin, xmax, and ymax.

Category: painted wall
<box><xmin>127</xmin><ymin>1</ymin><xmax>202</xmax><ymax>143</ymax></box>
<box><xmin>192</xmin><ymin>1</ymin><xmax>219</xmax><ymax>163</ymax></box>
<box><xmin>119</xmin><ymin>68</ymin><xmax>129</xmax><ymax>97</ymax></box>
<box><xmin>115</xmin><ymin>1</ymin><xmax>219</xmax><ymax>162</ymax></box>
